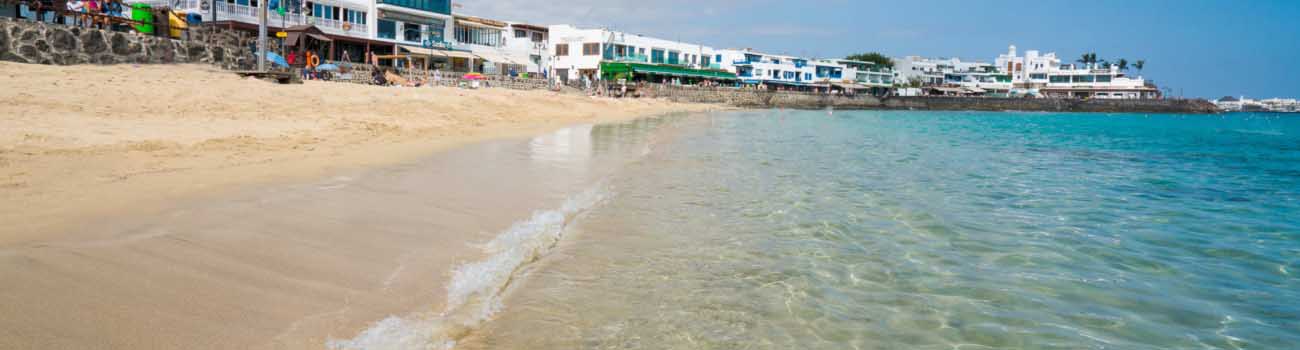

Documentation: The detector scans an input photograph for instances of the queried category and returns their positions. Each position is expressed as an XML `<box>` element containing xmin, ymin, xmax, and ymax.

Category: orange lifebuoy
<box><xmin>342</xmin><ymin>22</ymin><xmax>352</xmax><ymax>31</ymax></box>
<box><xmin>307</xmin><ymin>53</ymin><xmax>320</xmax><ymax>68</ymax></box>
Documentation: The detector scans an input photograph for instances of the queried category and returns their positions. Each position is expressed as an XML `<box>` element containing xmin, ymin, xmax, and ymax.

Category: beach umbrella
<box><xmin>316</xmin><ymin>63</ymin><xmax>340</xmax><ymax>72</ymax></box>
<box><xmin>462</xmin><ymin>73</ymin><xmax>484</xmax><ymax>80</ymax></box>
<box><xmin>263</xmin><ymin>52</ymin><xmax>289</xmax><ymax>67</ymax></box>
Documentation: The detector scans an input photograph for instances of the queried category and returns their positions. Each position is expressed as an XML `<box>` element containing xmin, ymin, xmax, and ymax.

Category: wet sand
<box><xmin>0</xmin><ymin>115</ymin><xmax>691</xmax><ymax>349</ymax></box>
<box><xmin>0</xmin><ymin>62</ymin><xmax>717</xmax><ymax>349</ymax></box>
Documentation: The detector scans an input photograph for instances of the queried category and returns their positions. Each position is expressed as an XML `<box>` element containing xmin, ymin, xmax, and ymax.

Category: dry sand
<box><xmin>0</xmin><ymin>62</ymin><xmax>717</xmax><ymax>245</ymax></box>
<box><xmin>0</xmin><ymin>62</ymin><xmax>720</xmax><ymax>349</ymax></box>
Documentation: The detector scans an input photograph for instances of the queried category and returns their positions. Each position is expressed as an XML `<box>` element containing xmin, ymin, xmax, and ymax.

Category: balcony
<box><xmin>208</xmin><ymin>2</ymin><xmax>369</xmax><ymax>38</ymax></box>
<box><xmin>610</xmin><ymin>54</ymin><xmax>649</xmax><ymax>63</ymax></box>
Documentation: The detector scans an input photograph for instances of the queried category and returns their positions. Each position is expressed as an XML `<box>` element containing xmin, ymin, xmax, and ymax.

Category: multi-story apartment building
<box><xmin>444</xmin><ymin>15</ymin><xmax>548</xmax><ymax>74</ymax></box>
<box><xmin>714</xmin><ymin>49</ymin><xmax>817</xmax><ymax>88</ymax></box>
<box><xmin>708</xmin><ymin>51</ymin><xmax>893</xmax><ymax>93</ymax></box>
<box><xmin>548</xmin><ymin>25</ymin><xmax>727</xmax><ymax>84</ymax></box>
<box><xmin>824</xmin><ymin>59</ymin><xmax>894</xmax><ymax>88</ymax></box>
<box><xmin>893</xmin><ymin>56</ymin><xmax>1009</xmax><ymax>93</ymax></box>
<box><xmin>995</xmin><ymin>45</ymin><xmax>1159</xmax><ymax>99</ymax></box>
<box><xmin>132</xmin><ymin>0</ymin><xmax>548</xmax><ymax>74</ymax></box>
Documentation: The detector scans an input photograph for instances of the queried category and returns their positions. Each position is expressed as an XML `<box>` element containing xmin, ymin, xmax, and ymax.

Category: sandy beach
<box><xmin>0</xmin><ymin>62</ymin><xmax>716</xmax><ymax>244</ymax></box>
<box><xmin>0</xmin><ymin>62</ymin><xmax>718</xmax><ymax>349</ymax></box>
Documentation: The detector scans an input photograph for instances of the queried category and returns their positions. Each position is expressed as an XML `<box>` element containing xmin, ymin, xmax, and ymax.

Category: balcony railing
<box><xmin>610</xmin><ymin>54</ymin><xmax>649</xmax><ymax>63</ymax></box>
<box><xmin>205</xmin><ymin>2</ymin><xmax>368</xmax><ymax>37</ymax></box>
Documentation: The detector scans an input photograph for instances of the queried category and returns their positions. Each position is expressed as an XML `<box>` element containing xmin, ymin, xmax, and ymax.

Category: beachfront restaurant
<box><xmin>599</xmin><ymin>62</ymin><xmax>737</xmax><ymax>84</ymax></box>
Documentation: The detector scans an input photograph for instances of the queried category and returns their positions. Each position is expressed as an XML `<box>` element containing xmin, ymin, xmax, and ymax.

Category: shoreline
<box><xmin>0</xmin><ymin>62</ymin><xmax>723</xmax><ymax>246</ymax></box>
<box><xmin>0</xmin><ymin>61</ymin><xmax>719</xmax><ymax>349</ymax></box>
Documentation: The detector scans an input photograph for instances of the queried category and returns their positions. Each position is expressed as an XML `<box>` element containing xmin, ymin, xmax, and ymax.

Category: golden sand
<box><xmin>0</xmin><ymin>62</ymin><xmax>721</xmax><ymax>349</ymax></box>
<box><xmin>0</xmin><ymin>62</ymin><xmax>717</xmax><ymax>244</ymax></box>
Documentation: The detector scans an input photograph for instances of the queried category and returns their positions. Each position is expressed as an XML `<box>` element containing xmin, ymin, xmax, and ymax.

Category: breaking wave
<box><xmin>327</xmin><ymin>185</ymin><xmax>611</xmax><ymax>350</ymax></box>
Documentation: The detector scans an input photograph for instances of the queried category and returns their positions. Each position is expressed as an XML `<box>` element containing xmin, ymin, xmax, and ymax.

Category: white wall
<box><xmin>547</xmin><ymin>24</ymin><xmax>718</xmax><ymax>82</ymax></box>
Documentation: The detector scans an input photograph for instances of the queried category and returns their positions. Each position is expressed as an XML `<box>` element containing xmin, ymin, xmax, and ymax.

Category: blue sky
<box><xmin>459</xmin><ymin>0</ymin><xmax>1300</xmax><ymax>99</ymax></box>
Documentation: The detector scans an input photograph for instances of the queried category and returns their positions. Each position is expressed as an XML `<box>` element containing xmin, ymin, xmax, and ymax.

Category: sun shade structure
<box><xmin>284</xmin><ymin>25</ymin><xmax>332</xmax><ymax>47</ymax></box>
<box><xmin>600</xmin><ymin>62</ymin><xmax>737</xmax><ymax>80</ymax></box>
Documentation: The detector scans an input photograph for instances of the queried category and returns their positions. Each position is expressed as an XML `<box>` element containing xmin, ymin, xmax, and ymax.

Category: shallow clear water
<box><xmin>463</xmin><ymin>111</ymin><xmax>1300</xmax><ymax>350</ymax></box>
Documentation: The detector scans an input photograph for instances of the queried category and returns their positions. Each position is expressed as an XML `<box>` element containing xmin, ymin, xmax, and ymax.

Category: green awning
<box><xmin>601</xmin><ymin>62</ymin><xmax>737</xmax><ymax>80</ymax></box>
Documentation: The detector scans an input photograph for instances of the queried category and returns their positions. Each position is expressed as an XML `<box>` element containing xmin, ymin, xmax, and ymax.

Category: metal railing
<box><xmin>206</xmin><ymin>2</ymin><xmax>368</xmax><ymax>36</ymax></box>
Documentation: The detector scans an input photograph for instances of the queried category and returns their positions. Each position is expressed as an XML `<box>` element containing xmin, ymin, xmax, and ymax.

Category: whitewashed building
<box><xmin>714</xmin><ymin>49</ymin><xmax>818</xmax><ymax>88</ymax></box>
<box><xmin>893</xmin><ymin>56</ymin><xmax>1010</xmax><ymax>93</ymax></box>
<box><xmin>995</xmin><ymin>45</ymin><xmax>1159</xmax><ymax>99</ymax></box>
<box><xmin>824</xmin><ymin>59</ymin><xmax>894</xmax><ymax>89</ymax></box>
<box><xmin>443</xmin><ymin>15</ymin><xmax>547</xmax><ymax>74</ymax></box>
<box><xmin>547</xmin><ymin>25</ymin><xmax>719</xmax><ymax>83</ymax></box>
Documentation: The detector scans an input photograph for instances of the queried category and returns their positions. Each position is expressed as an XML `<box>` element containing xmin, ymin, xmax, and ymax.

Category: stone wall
<box><xmin>877</xmin><ymin>96</ymin><xmax>1220</xmax><ymax>114</ymax></box>
<box><xmin>0</xmin><ymin>17</ymin><xmax>268</xmax><ymax>69</ymax></box>
<box><xmin>639</xmin><ymin>84</ymin><xmax>1219</xmax><ymax>114</ymax></box>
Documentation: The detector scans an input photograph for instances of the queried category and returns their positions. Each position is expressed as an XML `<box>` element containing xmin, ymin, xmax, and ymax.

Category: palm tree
<box><xmin>1134</xmin><ymin>60</ymin><xmax>1146</xmax><ymax>76</ymax></box>
<box><xmin>1116</xmin><ymin>58</ymin><xmax>1129</xmax><ymax>72</ymax></box>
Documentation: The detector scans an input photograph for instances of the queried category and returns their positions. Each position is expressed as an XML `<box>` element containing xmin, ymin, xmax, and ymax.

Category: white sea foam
<box><xmin>328</xmin><ymin>185</ymin><xmax>610</xmax><ymax>350</ymax></box>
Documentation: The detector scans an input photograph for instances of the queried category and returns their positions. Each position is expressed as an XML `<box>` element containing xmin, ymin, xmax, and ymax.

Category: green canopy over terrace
<box><xmin>600</xmin><ymin>62</ymin><xmax>738</xmax><ymax>81</ymax></box>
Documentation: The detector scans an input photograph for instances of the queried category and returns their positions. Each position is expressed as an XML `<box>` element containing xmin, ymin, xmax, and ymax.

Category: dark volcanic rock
<box><xmin>110</xmin><ymin>32</ymin><xmax>132</xmax><ymax>55</ymax></box>
<box><xmin>0</xmin><ymin>27</ymin><xmax>9</xmax><ymax>53</ymax></box>
<box><xmin>186</xmin><ymin>43</ymin><xmax>207</xmax><ymax>61</ymax></box>
<box><xmin>20</xmin><ymin>28</ymin><xmax>38</xmax><ymax>42</ymax></box>
<box><xmin>81</xmin><ymin>30</ymin><xmax>106</xmax><ymax>54</ymax></box>
<box><xmin>48</xmin><ymin>28</ymin><xmax>76</xmax><ymax>52</ymax></box>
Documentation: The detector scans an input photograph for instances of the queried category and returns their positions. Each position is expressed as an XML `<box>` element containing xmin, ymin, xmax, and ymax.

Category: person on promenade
<box><xmin>104</xmin><ymin>0</ymin><xmax>123</xmax><ymax>29</ymax></box>
<box><xmin>84</xmin><ymin>0</ymin><xmax>99</xmax><ymax>28</ymax></box>
<box><xmin>65</xmin><ymin>0</ymin><xmax>83</xmax><ymax>27</ymax></box>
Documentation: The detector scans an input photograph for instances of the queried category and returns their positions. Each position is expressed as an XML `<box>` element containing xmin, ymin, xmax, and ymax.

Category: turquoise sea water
<box><xmin>462</xmin><ymin>111</ymin><xmax>1299</xmax><ymax>349</ymax></box>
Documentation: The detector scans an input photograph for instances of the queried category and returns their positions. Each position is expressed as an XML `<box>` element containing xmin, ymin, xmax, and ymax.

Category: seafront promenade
<box><xmin>0</xmin><ymin>16</ymin><xmax>1219</xmax><ymax>114</ymax></box>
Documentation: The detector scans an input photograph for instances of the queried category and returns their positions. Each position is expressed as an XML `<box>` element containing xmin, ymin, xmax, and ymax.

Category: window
<box><xmin>375</xmin><ymin>0</ymin><xmax>450</xmax><ymax>15</ymax></box>
<box><xmin>1029</xmin><ymin>73</ymin><xmax>1047</xmax><ymax>80</ymax></box>
<box><xmin>651</xmin><ymin>49</ymin><xmax>665</xmax><ymax>63</ymax></box>
<box><xmin>1049</xmin><ymin>75</ymin><xmax>1069</xmax><ymax>83</ymax></box>
<box><xmin>403</xmin><ymin>23</ymin><xmax>421</xmax><ymax>42</ymax></box>
<box><xmin>555</xmin><ymin>44</ymin><xmax>569</xmax><ymax>56</ymax></box>
<box><xmin>667</xmin><ymin>51</ymin><xmax>679</xmax><ymax>64</ymax></box>
<box><xmin>715</xmin><ymin>54</ymin><xmax>721</xmax><ymax>63</ymax></box>
<box><xmin>426</xmin><ymin>18</ymin><xmax>445</xmax><ymax>42</ymax></box>
<box><xmin>582</xmin><ymin>43</ymin><xmax>600</xmax><ymax>56</ymax></box>
<box><xmin>457</xmin><ymin>25</ymin><xmax>502</xmax><ymax>46</ymax></box>
<box><xmin>1095</xmin><ymin>75</ymin><xmax>1112</xmax><ymax>83</ymax></box>
<box><xmin>804</xmin><ymin>73</ymin><xmax>811</xmax><ymax>80</ymax></box>
<box><xmin>332</xmin><ymin>6</ymin><xmax>340</xmax><ymax>20</ymax></box>
<box><xmin>378</xmin><ymin>19</ymin><xmax>396</xmax><ymax>39</ymax></box>
<box><xmin>515</xmin><ymin>29</ymin><xmax>527</xmax><ymax>38</ymax></box>
<box><xmin>638</xmin><ymin>48</ymin><xmax>646</xmax><ymax>56</ymax></box>
<box><xmin>702</xmin><ymin>55</ymin><xmax>710</xmax><ymax>66</ymax></box>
